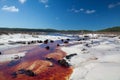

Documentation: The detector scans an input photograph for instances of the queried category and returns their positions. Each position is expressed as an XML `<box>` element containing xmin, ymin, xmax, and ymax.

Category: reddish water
<box><xmin>0</xmin><ymin>43</ymin><xmax>73</xmax><ymax>80</ymax></box>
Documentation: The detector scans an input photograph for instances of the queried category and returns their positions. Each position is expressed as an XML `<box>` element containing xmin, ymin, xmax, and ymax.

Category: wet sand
<box><xmin>0</xmin><ymin>43</ymin><xmax>73</xmax><ymax>80</ymax></box>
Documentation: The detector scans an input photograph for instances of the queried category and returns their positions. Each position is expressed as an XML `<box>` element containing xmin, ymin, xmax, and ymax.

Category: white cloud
<box><xmin>108</xmin><ymin>2</ymin><xmax>120</xmax><ymax>8</ymax></box>
<box><xmin>39</xmin><ymin>0</ymin><xmax>49</xmax><ymax>8</ymax></box>
<box><xmin>39</xmin><ymin>0</ymin><xmax>48</xmax><ymax>4</ymax></box>
<box><xmin>69</xmin><ymin>8</ymin><xmax>81</xmax><ymax>13</ymax></box>
<box><xmin>80</xmin><ymin>8</ymin><xmax>84</xmax><ymax>11</ymax></box>
<box><xmin>85</xmin><ymin>10</ymin><xmax>96</xmax><ymax>14</ymax></box>
<box><xmin>1</xmin><ymin>5</ymin><xmax>19</xmax><ymax>12</ymax></box>
<box><xmin>74</xmin><ymin>10</ymin><xmax>80</xmax><ymax>13</ymax></box>
<box><xmin>19</xmin><ymin>0</ymin><xmax>26</xmax><ymax>4</ymax></box>
<box><xmin>108</xmin><ymin>4</ymin><xmax>115</xmax><ymax>8</ymax></box>
<box><xmin>45</xmin><ymin>4</ymin><xmax>49</xmax><ymax>8</ymax></box>
<box><xmin>69</xmin><ymin>8</ymin><xmax>95</xmax><ymax>14</ymax></box>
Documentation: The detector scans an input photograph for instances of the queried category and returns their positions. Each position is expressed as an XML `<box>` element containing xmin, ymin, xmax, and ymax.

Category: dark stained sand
<box><xmin>0</xmin><ymin>43</ymin><xmax>73</xmax><ymax>80</ymax></box>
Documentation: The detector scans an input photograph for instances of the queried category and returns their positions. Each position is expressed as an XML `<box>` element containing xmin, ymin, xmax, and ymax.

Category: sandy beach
<box><xmin>0</xmin><ymin>33</ymin><xmax>120</xmax><ymax>80</ymax></box>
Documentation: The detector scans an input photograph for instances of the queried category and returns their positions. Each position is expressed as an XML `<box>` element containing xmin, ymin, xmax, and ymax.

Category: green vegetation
<box><xmin>98</xmin><ymin>26</ymin><xmax>120</xmax><ymax>32</ymax></box>
<box><xmin>0</xmin><ymin>26</ymin><xmax>120</xmax><ymax>34</ymax></box>
<box><xmin>0</xmin><ymin>27</ymin><xmax>92</xmax><ymax>33</ymax></box>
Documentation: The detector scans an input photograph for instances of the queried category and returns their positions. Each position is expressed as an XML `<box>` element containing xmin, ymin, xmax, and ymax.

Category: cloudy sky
<box><xmin>0</xmin><ymin>0</ymin><xmax>120</xmax><ymax>30</ymax></box>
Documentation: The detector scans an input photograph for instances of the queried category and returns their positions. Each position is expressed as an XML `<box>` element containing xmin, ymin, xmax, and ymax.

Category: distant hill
<box><xmin>0</xmin><ymin>27</ymin><xmax>92</xmax><ymax>33</ymax></box>
<box><xmin>0</xmin><ymin>28</ymin><xmax>58</xmax><ymax>32</ymax></box>
<box><xmin>98</xmin><ymin>26</ymin><xmax>120</xmax><ymax>32</ymax></box>
<box><xmin>0</xmin><ymin>26</ymin><xmax>120</xmax><ymax>34</ymax></box>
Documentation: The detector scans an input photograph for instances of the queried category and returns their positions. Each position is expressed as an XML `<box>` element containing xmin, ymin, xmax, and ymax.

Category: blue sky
<box><xmin>0</xmin><ymin>0</ymin><xmax>120</xmax><ymax>30</ymax></box>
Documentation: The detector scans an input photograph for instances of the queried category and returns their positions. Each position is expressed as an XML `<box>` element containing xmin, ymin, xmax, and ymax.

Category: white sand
<box><xmin>0</xmin><ymin>51</ymin><xmax>26</xmax><ymax>62</ymax></box>
<box><xmin>0</xmin><ymin>33</ymin><xmax>120</xmax><ymax>80</ymax></box>
<box><xmin>61</xmin><ymin>36</ymin><xmax>120</xmax><ymax>80</ymax></box>
<box><xmin>0</xmin><ymin>33</ymin><xmax>74</xmax><ymax>50</ymax></box>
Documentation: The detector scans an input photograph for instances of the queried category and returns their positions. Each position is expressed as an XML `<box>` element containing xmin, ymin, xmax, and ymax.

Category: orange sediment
<box><xmin>0</xmin><ymin>45</ymin><xmax>73</xmax><ymax>80</ymax></box>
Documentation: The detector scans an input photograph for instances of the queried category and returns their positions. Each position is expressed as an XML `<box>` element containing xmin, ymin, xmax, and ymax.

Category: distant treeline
<box><xmin>0</xmin><ymin>28</ymin><xmax>58</xmax><ymax>32</ymax></box>
<box><xmin>0</xmin><ymin>26</ymin><xmax>120</xmax><ymax>34</ymax></box>
<box><xmin>0</xmin><ymin>28</ymin><xmax>92</xmax><ymax>34</ymax></box>
<box><xmin>97</xmin><ymin>26</ymin><xmax>120</xmax><ymax>32</ymax></box>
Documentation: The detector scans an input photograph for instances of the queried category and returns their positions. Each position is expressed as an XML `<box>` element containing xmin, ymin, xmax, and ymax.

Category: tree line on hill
<box><xmin>97</xmin><ymin>26</ymin><xmax>120</xmax><ymax>32</ymax></box>
<box><xmin>0</xmin><ymin>26</ymin><xmax>120</xmax><ymax>34</ymax></box>
<box><xmin>0</xmin><ymin>28</ymin><xmax>92</xmax><ymax>34</ymax></box>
